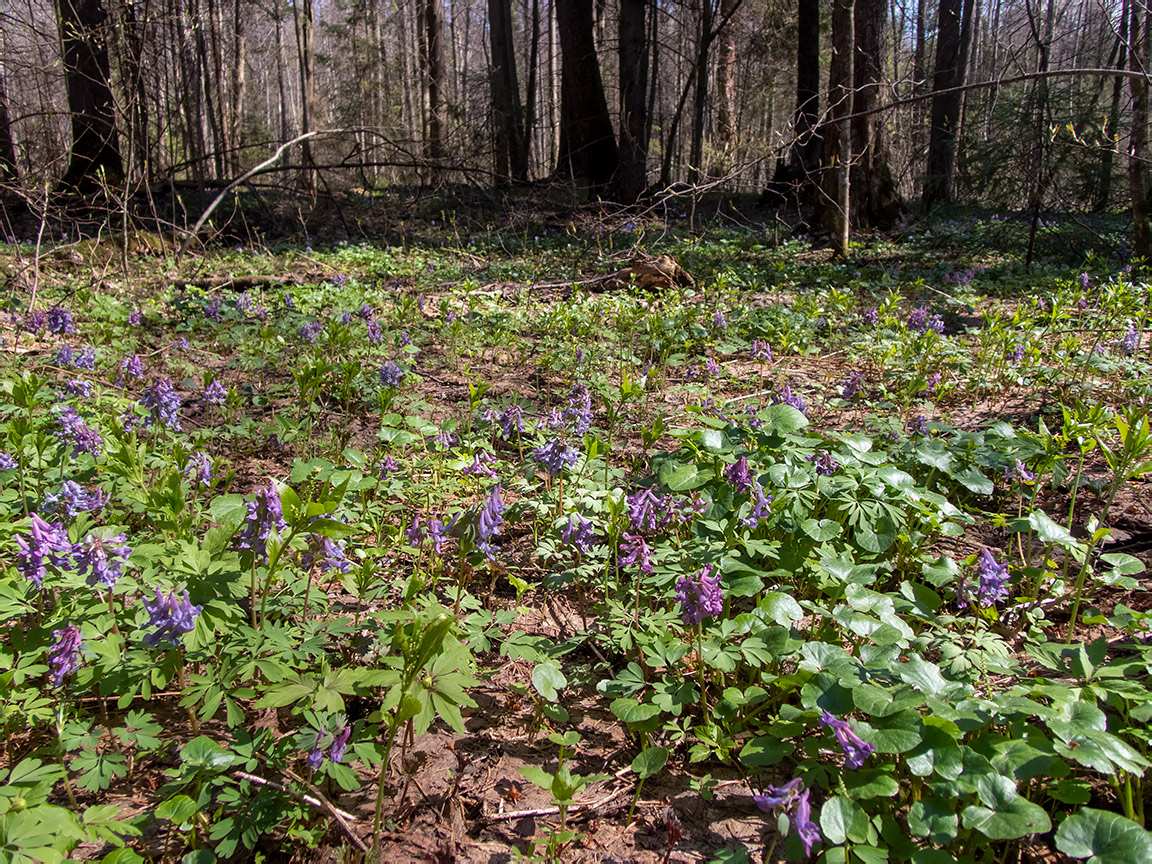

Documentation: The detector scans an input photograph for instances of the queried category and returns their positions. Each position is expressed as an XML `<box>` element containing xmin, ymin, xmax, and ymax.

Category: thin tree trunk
<box><xmin>786</xmin><ymin>0</ymin><xmax>820</xmax><ymax>177</ymax></box>
<box><xmin>230</xmin><ymin>0</ymin><xmax>247</xmax><ymax>174</ymax></box>
<box><xmin>1129</xmin><ymin>0</ymin><xmax>1150</xmax><ymax>261</ymax></box>
<box><xmin>554</xmin><ymin>0</ymin><xmax>618</xmax><ymax>186</ymax></box>
<box><xmin>489</xmin><ymin>0</ymin><xmax>527</xmax><ymax>180</ymax></box>
<box><xmin>423</xmin><ymin>0</ymin><xmax>447</xmax><ymax>160</ymax></box>
<box><xmin>1096</xmin><ymin>0</ymin><xmax>1128</xmax><ymax>211</ymax></box>
<box><xmin>818</xmin><ymin>0</ymin><xmax>853</xmax><ymax>253</ymax></box>
<box><xmin>688</xmin><ymin>0</ymin><xmax>714</xmax><ymax>182</ymax></box>
<box><xmin>851</xmin><ymin>0</ymin><xmax>902</xmax><ymax>228</ymax></box>
<box><xmin>712</xmin><ymin>0</ymin><xmax>738</xmax><ymax>177</ymax></box>
<box><xmin>617</xmin><ymin>0</ymin><xmax>648</xmax><ymax>202</ymax></box>
<box><xmin>207</xmin><ymin>0</ymin><xmax>230</xmax><ymax>173</ymax></box>
<box><xmin>292</xmin><ymin>0</ymin><xmax>317</xmax><ymax>193</ymax></box>
<box><xmin>525</xmin><ymin>0</ymin><xmax>541</xmax><ymax>173</ymax></box>
<box><xmin>275</xmin><ymin>8</ymin><xmax>290</xmax><ymax>144</ymax></box>
<box><xmin>923</xmin><ymin>0</ymin><xmax>972</xmax><ymax>206</ymax></box>
<box><xmin>0</xmin><ymin>41</ymin><xmax>17</xmax><ymax>183</ymax></box>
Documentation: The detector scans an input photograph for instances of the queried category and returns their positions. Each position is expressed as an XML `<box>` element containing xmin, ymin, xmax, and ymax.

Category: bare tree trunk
<box><xmin>617</xmin><ymin>0</ymin><xmax>648</xmax><ymax>202</ymax></box>
<box><xmin>923</xmin><ymin>0</ymin><xmax>973</xmax><ymax>206</ymax></box>
<box><xmin>1129</xmin><ymin>0</ymin><xmax>1151</xmax><ymax>261</ymax></box>
<box><xmin>422</xmin><ymin>0</ymin><xmax>447</xmax><ymax>160</ymax></box>
<box><xmin>525</xmin><ymin>0</ymin><xmax>541</xmax><ymax>173</ymax></box>
<box><xmin>1096</xmin><ymin>0</ymin><xmax>1128</xmax><ymax>211</ymax></box>
<box><xmin>114</xmin><ymin>0</ymin><xmax>151</xmax><ymax>183</ymax></box>
<box><xmin>554</xmin><ymin>0</ymin><xmax>618</xmax><ymax>187</ymax></box>
<box><xmin>0</xmin><ymin>42</ymin><xmax>17</xmax><ymax>183</ymax></box>
<box><xmin>712</xmin><ymin>0</ymin><xmax>738</xmax><ymax>177</ymax></box>
<box><xmin>292</xmin><ymin>0</ymin><xmax>317</xmax><ymax>193</ymax></box>
<box><xmin>489</xmin><ymin>0</ymin><xmax>527</xmax><ymax>180</ymax></box>
<box><xmin>688</xmin><ymin>0</ymin><xmax>714</xmax><ymax>182</ymax></box>
<box><xmin>230</xmin><ymin>0</ymin><xmax>247</xmax><ymax>173</ymax></box>
<box><xmin>207</xmin><ymin>0</ymin><xmax>230</xmax><ymax>173</ymax></box>
<box><xmin>644</xmin><ymin>0</ymin><xmax>659</xmax><ymax>163</ymax></box>
<box><xmin>818</xmin><ymin>0</ymin><xmax>853</xmax><ymax>254</ymax></box>
<box><xmin>275</xmin><ymin>6</ymin><xmax>291</xmax><ymax>145</ymax></box>
<box><xmin>851</xmin><ymin>0</ymin><xmax>903</xmax><ymax>228</ymax></box>
<box><xmin>785</xmin><ymin>0</ymin><xmax>820</xmax><ymax>178</ymax></box>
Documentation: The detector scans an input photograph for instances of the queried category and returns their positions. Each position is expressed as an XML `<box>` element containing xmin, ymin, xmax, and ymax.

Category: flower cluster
<box><xmin>140</xmin><ymin>378</ymin><xmax>182</xmax><ymax>430</ymax></box>
<box><xmin>306</xmin><ymin>725</ymin><xmax>352</xmax><ymax>769</ymax></box>
<box><xmin>862</xmin><ymin>307</ymin><xmax>879</xmax><ymax>325</ymax></box>
<box><xmin>485</xmin><ymin>404</ymin><xmax>524</xmax><ymax>439</ymax></box>
<box><xmin>754</xmin><ymin>778</ymin><xmax>820</xmax><ymax>857</ymax></box>
<box><xmin>750</xmin><ymin>339</ymin><xmax>773</xmax><ymax>362</ymax></box>
<box><xmin>725</xmin><ymin>456</ymin><xmax>753</xmax><ymax>494</ymax></box>
<box><xmin>49</xmin><ymin>625</ymin><xmax>83</xmax><ymax>687</ymax></box>
<box><xmin>619</xmin><ymin>533</ymin><xmax>653</xmax><ymax>573</ymax></box>
<box><xmin>16</xmin><ymin>514</ymin><xmax>73</xmax><ymax>588</ymax></box>
<box><xmin>772</xmin><ymin>384</ymin><xmax>807</xmax><ymax>415</ymax></box>
<box><xmin>819</xmin><ymin>710</ymin><xmax>875</xmax><ymax>769</ymax></box>
<box><xmin>143</xmin><ymin>587</ymin><xmax>203</xmax><ymax>648</ymax></box>
<box><xmin>184</xmin><ymin>451</ymin><xmax>213</xmax><ymax>488</ymax></box>
<box><xmin>563</xmin><ymin>385</ymin><xmax>593</xmax><ymax>435</ymax></box>
<box><xmin>1118</xmin><ymin>322</ymin><xmax>1140</xmax><ymax>356</ymax></box>
<box><xmin>806</xmin><ymin>451</ymin><xmax>839</xmax><ymax>476</ymax></box>
<box><xmin>60</xmin><ymin>379</ymin><xmax>92</xmax><ymax>398</ymax></box>
<box><xmin>55</xmin><ymin>344</ymin><xmax>96</xmax><ymax>370</ymax></box>
<box><xmin>119</xmin><ymin>354</ymin><xmax>144</xmax><ymax>383</ymax></box>
<box><xmin>378</xmin><ymin>361</ymin><xmax>404</xmax><ymax>388</ymax></box>
<box><xmin>533</xmin><ymin>438</ymin><xmax>579</xmax><ymax>477</ymax></box>
<box><xmin>234</xmin><ymin>481</ymin><xmax>288</xmax><ymax>561</ymax></box>
<box><xmin>46</xmin><ymin>306</ymin><xmax>76</xmax><ymax>334</ymax></box>
<box><xmin>205</xmin><ymin>298</ymin><xmax>222</xmax><ymax>321</ymax></box>
<box><xmin>21</xmin><ymin>310</ymin><xmax>47</xmax><ymax>333</ymax></box>
<box><xmin>475</xmin><ymin>485</ymin><xmax>504</xmax><ymax>559</ymax></box>
<box><xmin>960</xmin><ymin>548</ymin><xmax>1011</xmax><ymax>608</ymax></box>
<box><xmin>841</xmin><ymin>372</ymin><xmax>862</xmax><ymax>401</ymax></box>
<box><xmin>55</xmin><ymin>406</ymin><xmax>103</xmax><ymax>457</ymax></box>
<box><xmin>203</xmin><ymin>378</ymin><xmax>228</xmax><ymax>406</ymax></box>
<box><xmin>675</xmin><ymin>564</ymin><xmax>723</xmax><ymax>626</ymax></box>
<box><xmin>44</xmin><ymin>481</ymin><xmax>106</xmax><ymax>518</ymax></box>
<box><xmin>302</xmin><ymin>534</ymin><xmax>351</xmax><ymax>574</ymax></box>
<box><xmin>1003</xmin><ymin>459</ymin><xmax>1035</xmax><ymax>484</ymax></box>
<box><xmin>742</xmin><ymin>483</ymin><xmax>774</xmax><ymax>528</ymax></box>
<box><xmin>712</xmin><ymin>310</ymin><xmax>727</xmax><ymax>331</ymax></box>
<box><xmin>908</xmin><ymin>307</ymin><xmax>945</xmax><ymax>334</ymax></box>
<box><xmin>299</xmin><ymin>320</ymin><xmax>323</xmax><ymax>342</ymax></box>
<box><xmin>461</xmin><ymin>450</ymin><xmax>497</xmax><ymax>478</ymax></box>
<box><xmin>74</xmin><ymin>533</ymin><xmax>132</xmax><ymax>589</ymax></box>
<box><xmin>560</xmin><ymin>513</ymin><xmax>597</xmax><ymax>555</ymax></box>
<box><xmin>0</xmin><ymin>452</ymin><xmax>16</xmax><ymax>470</ymax></box>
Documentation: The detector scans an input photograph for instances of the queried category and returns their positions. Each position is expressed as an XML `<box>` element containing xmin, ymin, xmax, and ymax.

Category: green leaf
<box><xmin>179</xmin><ymin>737</ymin><xmax>235</xmax><ymax>772</ymax></box>
<box><xmin>156</xmin><ymin>795</ymin><xmax>197</xmax><ymax>824</ymax></box>
<box><xmin>611</xmin><ymin>698</ymin><xmax>661</xmax><ymax>725</ymax></box>
<box><xmin>1028</xmin><ymin>509</ymin><xmax>1085</xmax><ymax>553</ymax></box>
<box><xmin>843</xmin><ymin>769</ymin><xmax>899</xmax><ymax>800</ymax></box>
<box><xmin>660</xmin><ymin>462</ymin><xmax>714</xmax><ymax>491</ymax></box>
<box><xmin>820</xmin><ymin>795</ymin><xmax>870</xmax><ymax>844</ymax></box>
<box><xmin>531</xmin><ymin>661</ymin><xmax>567</xmax><ymax>702</ymax></box>
<box><xmin>802</xmin><ymin>518</ymin><xmax>841</xmax><ymax>541</ymax></box>
<box><xmin>756</xmin><ymin>404</ymin><xmax>809</xmax><ymax>435</ymax></box>
<box><xmin>738</xmin><ymin>736</ymin><xmax>789</xmax><ymax>768</ymax></box>
<box><xmin>760</xmin><ymin>592</ymin><xmax>804</xmax><ymax>627</ymax></box>
<box><xmin>182</xmin><ymin>851</ymin><xmax>217</xmax><ymax>864</ymax></box>
<box><xmin>954</xmin><ymin>466</ymin><xmax>994</xmax><ymax>495</ymax></box>
<box><xmin>1055</xmin><ymin>808</ymin><xmax>1152</xmax><ymax>863</ymax></box>
<box><xmin>898</xmin><ymin>655</ymin><xmax>965</xmax><ymax>699</ymax></box>
<box><xmin>908</xmin><ymin>798</ymin><xmax>959</xmax><ymax>844</ymax></box>
<box><xmin>960</xmin><ymin>774</ymin><xmax>1052</xmax><ymax>840</ymax></box>
<box><xmin>631</xmin><ymin>747</ymin><xmax>669</xmax><ymax>780</ymax></box>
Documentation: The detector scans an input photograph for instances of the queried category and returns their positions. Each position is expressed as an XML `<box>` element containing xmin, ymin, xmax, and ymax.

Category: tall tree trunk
<box><xmin>817</xmin><ymin>0</ymin><xmax>853</xmax><ymax>254</ymax></box>
<box><xmin>489</xmin><ymin>0</ymin><xmax>527</xmax><ymax>181</ymax></box>
<box><xmin>192</xmin><ymin>0</ymin><xmax>224</xmax><ymax>178</ymax></box>
<box><xmin>554</xmin><ymin>0</ymin><xmax>618</xmax><ymax>187</ymax></box>
<box><xmin>923</xmin><ymin>0</ymin><xmax>972</xmax><ymax>207</ymax></box>
<box><xmin>275</xmin><ymin>7</ymin><xmax>290</xmax><ymax>145</ymax></box>
<box><xmin>230</xmin><ymin>0</ymin><xmax>247</xmax><ymax>174</ymax></box>
<box><xmin>525</xmin><ymin>0</ymin><xmax>541</xmax><ymax>174</ymax></box>
<box><xmin>114</xmin><ymin>0</ymin><xmax>151</xmax><ymax>183</ymax></box>
<box><xmin>0</xmin><ymin>44</ymin><xmax>17</xmax><ymax>183</ymax></box>
<box><xmin>1096</xmin><ymin>0</ymin><xmax>1127</xmax><ymax>211</ymax></box>
<box><xmin>712</xmin><ymin>0</ymin><xmax>738</xmax><ymax>177</ymax></box>
<box><xmin>57</xmin><ymin>0</ymin><xmax>124</xmax><ymax>192</ymax></box>
<box><xmin>1129</xmin><ymin>0</ymin><xmax>1151</xmax><ymax>261</ymax></box>
<box><xmin>422</xmin><ymin>0</ymin><xmax>447</xmax><ymax>160</ymax></box>
<box><xmin>688</xmin><ymin>0</ymin><xmax>714</xmax><ymax>182</ymax></box>
<box><xmin>617</xmin><ymin>0</ymin><xmax>648</xmax><ymax>202</ymax></box>
<box><xmin>851</xmin><ymin>0</ymin><xmax>903</xmax><ymax>228</ymax></box>
<box><xmin>207</xmin><ymin>0</ymin><xmax>229</xmax><ymax>174</ymax></box>
<box><xmin>292</xmin><ymin>0</ymin><xmax>316</xmax><ymax>193</ymax></box>
<box><xmin>777</xmin><ymin>0</ymin><xmax>820</xmax><ymax>184</ymax></box>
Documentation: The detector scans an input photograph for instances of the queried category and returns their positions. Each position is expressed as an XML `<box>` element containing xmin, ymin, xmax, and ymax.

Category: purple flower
<box><xmin>378</xmin><ymin>455</ymin><xmax>400</xmax><ymax>477</ymax></box>
<box><xmin>20</xmin><ymin>310</ymin><xmax>47</xmax><ymax>334</ymax></box>
<box><xmin>1011</xmin><ymin>343</ymin><xmax>1026</xmax><ymax>364</ymax></box>
<box><xmin>283</xmin><ymin>292</ymin><xmax>296</xmax><ymax>311</ymax></box>
<box><xmin>140</xmin><ymin>378</ymin><xmax>182</xmax><ymax>430</ymax></box>
<box><xmin>358</xmin><ymin>303</ymin><xmax>374</xmax><ymax>320</ymax></box>
<box><xmin>302</xmin><ymin>534</ymin><xmax>351</xmax><ymax>574</ymax></box>
<box><xmin>703</xmin><ymin>357</ymin><xmax>722</xmax><ymax>380</ymax></box>
<box><xmin>426</xmin><ymin>514</ymin><xmax>458</xmax><ymax>553</ymax></box>
<box><xmin>754</xmin><ymin>778</ymin><xmax>821</xmax><ymax>857</ymax></box>
<box><xmin>205</xmin><ymin>298</ymin><xmax>222</xmax><ymax>321</ymax></box>
<box><xmin>462</xmin><ymin>450</ymin><xmax>497</xmax><ymax>478</ymax></box>
<box><xmin>143</xmin><ymin>587</ymin><xmax>202</xmax><ymax>648</ymax></box>
<box><xmin>1078</xmin><ymin>272</ymin><xmax>1091</xmax><ymax>289</ymax></box>
<box><xmin>0</xmin><ymin>452</ymin><xmax>16</xmax><ymax>470</ymax></box>
<box><xmin>908</xmin><ymin>307</ymin><xmax>945</xmax><ymax>334</ymax></box>
<box><xmin>49</xmin><ymin>625</ymin><xmax>83</xmax><ymax>687</ymax></box>
<box><xmin>962</xmin><ymin>548</ymin><xmax>1011</xmax><ymax>608</ymax></box>
<box><xmin>1119</xmin><ymin>322</ymin><xmax>1140</xmax><ymax>356</ymax></box>
<box><xmin>619</xmin><ymin>533</ymin><xmax>653</xmax><ymax>573</ymax></box>
<box><xmin>340</xmin><ymin>311</ymin><xmax>353</xmax><ymax>326</ymax></box>
<box><xmin>753</xmin><ymin>777</ymin><xmax>803</xmax><ymax>812</ymax></box>
<box><xmin>74</xmin><ymin>533</ymin><xmax>132</xmax><ymax>589</ymax></box>
<box><xmin>475</xmin><ymin>485</ymin><xmax>504</xmax><ymax>559</ymax></box>
<box><xmin>1003</xmin><ymin>459</ymin><xmax>1035</xmax><ymax>484</ymax></box>
<box><xmin>713</xmin><ymin>310</ymin><xmax>727</xmax><ymax>331</ymax></box>
<box><xmin>299</xmin><ymin>320</ymin><xmax>323</xmax><ymax>343</ymax></box>
<box><xmin>435</xmin><ymin>429</ymin><xmax>456</xmax><ymax>450</ymax></box>
<box><xmin>44</xmin><ymin>481</ymin><xmax>106</xmax><ymax>518</ymax></box>
<box><xmin>174</xmin><ymin>337</ymin><xmax>190</xmax><ymax>351</ymax></box>
<box><xmin>533</xmin><ymin>438</ymin><xmax>579</xmax><ymax>477</ymax></box>
<box><xmin>841</xmin><ymin>372</ymin><xmax>862</xmax><ymax>401</ymax></box>
<box><xmin>184</xmin><ymin>451</ymin><xmax>213</xmax><ymax>488</ymax></box>
<box><xmin>16</xmin><ymin>513</ymin><xmax>73</xmax><ymax>588</ymax></box>
<box><xmin>55</xmin><ymin>344</ymin><xmax>96</xmax><ymax>370</ymax></box>
<box><xmin>772</xmin><ymin>384</ymin><xmax>807</xmax><ymax>415</ymax></box>
<box><xmin>794</xmin><ymin>789</ymin><xmax>821</xmax><ymax>857</ymax></box>
<box><xmin>330</xmin><ymin>726</ymin><xmax>351</xmax><ymax>763</ymax></box>
<box><xmin>366</xmin><ymin>319</ymin><xmax>383</xmax><ymax>344</ymax></box>
<box><xmin>628</xmin><ymin>488</ymin><xmax>662</xmax><ymax>533</ymax></box>
<box><xmin>806</xmin><ymin>451</ymin><xmax>839</xmax><ymax>476</ymax></box>
<box><xmin>128</xmin><ymin>309</ymin><xmax>143</xmax><ymax>326</ymax></box>
<box><xmin>492</xmin><ymin>404</ymin><xmax>524</xmax><ymax>439</ymax></box>
<box><xmin>742</xmin><ymin>482</ymin><xmax>774</xmax><ymax>528</ymax></box>
<box><xmin>862</xmin><ymin>307</ymin><xmax>879</xmax><ymax>325</ymax></box>
<box><xmin>47</xmin><ymin>307</ymin><xmax>76</xmax><ymax>334</ymax></box>
<box><xmin>909</xmin><ymin>415</ymin><xmax>929</xmax><ymax>436</ymax></box>
<box><xmin>725</xmin><ymin>456</ymin><xmax>753</xmax><ymax>494</ymax></box>
<box><xmin>379</xmin><ymin>361</ymin><xmax>404</xmax><ymax>388</ymax></box>
<box><xmin>118</xmin><ymin>354</ymin><xmax>144</xmax><ymax>384</ymax></box>
<box><xmin>203</xmin><ymin>378</ymin><xmax>227</xmax><ymax>406</ymax></box>
<box><xmin>54</xmin><ymin>406</ymin><xmax>103</xmax><ymax>457</ymax></box>
<box><xmin>305</xmin><ymin>746</ymin><xmax>324</xmax><ymax>770</ymax></box>
<box><xmin>820</xmin><ymin>710</ymin><xmax>874</xmax><ymax>770</ymax></box>
<box><xmin>561</xmin><ymin>513</ymin><xmax>597</xmax><ymax>555</ymax></box>
<box><xmin>60</xmin><ymin>379</ymin><xmax>92</xmax><ymax>398</ymax></box>
<box><xmin>405</xmin><ymin>516</ymin><xmax>426</xmax><ymax>547</ymax></box>
<box><xmin>398</xmin><ymin>330</ymin><xmax>411</xmax><ymax>347</ymax></box>
<box><xmin>750</xmin><ymin>339</ymin><xmax>773</xmax><ymax>362</ymax></box>
<box><xmin>234</xmin><ymin>480</ymin><xmax>288</xmax><ymax>561</ymax></box>
<box><xmin>675</xmin><ymin>564</ymin><xmax>723</xmax><ymax>626</ymax></box>
<box><xmin>564</xmin><ymin>385</ymin><xmax>593</xmax><ymax>435</ymax></box>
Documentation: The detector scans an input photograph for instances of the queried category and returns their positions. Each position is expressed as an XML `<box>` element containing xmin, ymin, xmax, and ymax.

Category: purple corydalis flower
<box><xmin>143</xmin><ymin>587</ymin><xmax>203</xmax><ymax>648</ymax></box>
<box><xmin>16</xmin><ymin>513</ymin><xmax>73</xmax><ymax>588</ymax></box>
<box><xmin>628</xmin><ymin>488</ymin><xmax>662</xmax><ymax>533</ymax></box>
<box><xmin>1011</xmin><ymin>343</ymin><xmax>1026</xmax><ymax>364</ymax></box>
<box><xmin>378</xmin><ymin>455</ymin><xmax>400</xmax><ymax>477</ymax></box>
<box><xmin>340</xmin><ymin>311</ymin><xmax>353</xmax><ymax>326</ymax></box>
<box><xmin>60</xmin><ymin>379</ymin><xmax>91</xmax><ymax>398</ymax></box>
<box><xmin>203</xmin><ymin>378</ymin><xmax>227</xmax><ymax>406</ymax></box>
<box><xmin>120</xmin><ymin>354</ymin><xmax>144</xmax><ymax>382</ymax></box>
<box><xmin>618</xmin><ymin>532</ymin><xmax>652</xmax><ymax>573</ymax></box>
<box><xmin>54</xmin><ymin>406</ymin><xmax>102</xmax><ymax>457</ymax></box>
<box><xmin>184</xmin><ymin>451</ymin><xmax>213</xmax><ymax>488</ymax></box>
<box><xmin>754</xmin><ymin>778</ymin><xmax>820</xmax><ymax>856</ymax></box>
<box><xmin>1003</xmin><ymin>459</ymin><xmax>1035</xmax><ymax>484</ymax></box>
<box><xmin>493</xmin><ymin>404</ymin><xmax>524</xmax><ymax>439</ymax></box>
<box><xmin>398</xmin><ymin>330</ymin><xmax>411</xmax><ymax>347</ymax></box>
<box><xmin>47</xmin><ymin>307</ymin><xmax>75</xmax><ymax>334</ymax></box>
<box><xmin>55</xmin><ymin>344</ymin><xmax>96</xmax><ymax>370</ymax></box>
<box><xmin>1119</xmin><ymin>322</ymin><xmax>1140</xmax><ymax>356</ymax></box>
<box><xmin>754</xmin><ymin>777</ymin><xmax>803</xmax><ymax>812</ymax></box>
<box><xmin>533</xmin><ymin>438</ymin><xmax>579</xmax><ymax>477</ymax></box>
<box><xmin>299</xmin><ymin>320</ymin><xmax>323</xmax><ymax>342</ymax></box>
<box><xmin>564</xmin><ymin>385</ymin><xmax>593</xmax><ymax>435</ymax></box>
<box><xmin>305</xmin><ymin>746</ymin><xmax>324</xmax><ymax>770</ymax></box>
<box><xmin>475</xmin><ymin>484</ymin><xmax>505</xmax><ymax>559</ymax></box>
<box><xmin>772</xmin><ymin>384</ymin><xmax>807</xmax><ymax>415</ymax></box>
<box><xmin>379</xmin><ymin>361</ymin><xmax>404</xmax><ymax>388</ymax></box>
<box><xmin>962</xmin><ymin>548</ymin><xmax>1011</xmax><ymax>608</ymax></box>
<box><xmin>841</xmin><ymin>372</ymin><xmax>862</xmax><ymax>401</ymax></box>
<box><xmin>675</xmin><ymin>564</ymin><xmax>723</xmax><ymax>626</ymax></box>
<box><xmin>330</xmin><ymin>726</ymin><xmax>351</xmax><ymax>763</ymax></box>
<box><xmin>820</xmin><ymin>710</ymin><xmax>874</xmax><ymax>770</ymax></box>
<box><xmin>44</xmin><ymin>481</ymin><xmax>106</xmax><ymax>518</ymax></box>
<box><xmin>435</xmin><ymin>429</ymin><xmax>456</xmax><ymax>450</ymax></box>
<box><xmin>74</xmin><ymin>533</ymin><xmax>132</xmax><ymax>589</ymax></box>
<box><xmin>205</xmin><ymin>298</ymin><xmax>222</xmax><ymax>321</ymax></box>
<box><xmin>357</xmin><ymin>303</ymin><xmax>374</xmax><ymax>320</ymax></box>
<box><xmin>21</xmin><ymin>310</ymin><xmax>47</xmax><ymax>334</ymax></box>
<box><xmin>140</xmin><ymin>378</ymin><xmax>182</xmax><ymax>430</ymax></box>
<box><xmin>366</xmin><ymin>319</ymin><xmax>383</xmax><ymax>344</ymax></box>
<box><xmin>49</xmin><ymin>625</ymin><xmax>83</xmax><ymax>687</ymax></box>
<box><xmin>807</xmin><ymin>451</ymin><xmax>839</xmax><ymax>476</ymax></box>
<box><xmin>862</xmin><ymin>307</ymin><xmax>879</xmax><ymax>325</ymax></box>
<box><xmin>742</xmin><ymin>482</ymin><xmax>774</xmax><ymax>528</ymax></box>
<box><xmin>561</xmin><ymin>513</ymin><xmax>596</xmax><ymax>555</ymax></box>
<box><xmin>302</xmin><ymin>534</ymin><xmax>351</xmax><ymax>574</ymax></box>
<box><xmin>234</xmin><ymin>480</ymin><xmax>288</xmax><ymax>561</ymax></box>
<box><xmin>725</xmin><ymin>456</ymin><xmax>753</xmax><ymax>494</ymax></box>
<box><xmin>0</xmin><ymin>452</ymin><xmax>16</xmax><ymax>470</ymax></box>
<box><xmin>128</xmin><ymin>309</ymin><xmax>143</xmax><ymax>326</ymax></box>
<box><xmin>750</xmin><ymin>339</ymin><xmax>773</xmax><ymax>362</ymax></box>
<box><xmin>908</xmin><ymin>307</ymin><xmax>945</xmax><ymax>334</ymax></box>
<box><xmin>713</xmin><ymin>310</ymin><xmax>727</xmax><ymax>331</ymax></box>
<box><xmin>909</xmin><ymin>415</ymin><xmax>929</xmax><ymax>436</ymax></box>
<box><xmin>462</xmin><ymin>450</ymin><xmax>497</xmax><ymax>478</ymax></box>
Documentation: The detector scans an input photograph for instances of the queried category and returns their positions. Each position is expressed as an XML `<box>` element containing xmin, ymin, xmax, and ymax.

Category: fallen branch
<box><xmin>233</xmin><ymin>769</ymin><xmax>367</xmax><ymax>852</ymax></box>
<box><xmin>486</xmin><ymin>785</ymin><xmax>628</xmax><ymax>823</ymax></box>
<box><xmin>160</xmin><ymin>273</ymin><xmax>320</xmax><ymax>291</ymax></box>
